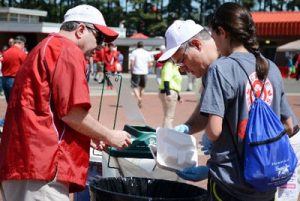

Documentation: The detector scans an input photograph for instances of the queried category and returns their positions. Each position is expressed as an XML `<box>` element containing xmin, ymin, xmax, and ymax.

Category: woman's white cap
<box><xmin>158</xmin><ymin>20</ymin><xmax>204</xmax><ymax>62</ymax></box>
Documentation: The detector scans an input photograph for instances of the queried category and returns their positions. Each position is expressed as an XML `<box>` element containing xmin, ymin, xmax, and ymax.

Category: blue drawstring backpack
<box><xmin>231</xmin><ymin>58</ymin><xmax>298</xmax><ymax>192</ymax></box>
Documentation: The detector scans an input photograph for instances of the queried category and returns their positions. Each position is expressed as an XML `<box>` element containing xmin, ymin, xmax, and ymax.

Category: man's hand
<box><xmin>108</xmin><ymin>130</ymin><xmax>132</xmax><ymax>150</ymax></box>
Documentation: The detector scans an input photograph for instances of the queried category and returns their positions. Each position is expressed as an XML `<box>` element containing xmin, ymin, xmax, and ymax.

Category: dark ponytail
<box><xmin>248</xmin><ymin>47</ymin><xmax>269</xmax><ymax>81</ymax></box>
<box><xmin>211</xmin><ymin>2</ymin><xmax>269</xmax><ymax>80</ymax></box>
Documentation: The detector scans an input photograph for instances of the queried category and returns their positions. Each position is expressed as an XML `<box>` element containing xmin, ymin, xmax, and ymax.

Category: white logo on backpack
<box><xmin>245</xmin><ymin>72</ymin><xmax>274</xmax><ymax>110</ymax></box>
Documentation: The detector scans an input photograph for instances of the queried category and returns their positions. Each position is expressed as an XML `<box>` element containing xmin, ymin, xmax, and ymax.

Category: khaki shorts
<box><xmin>1</xmin><ymin>179</ymin><xmax>69</xmax><ymax>201</ymax></box>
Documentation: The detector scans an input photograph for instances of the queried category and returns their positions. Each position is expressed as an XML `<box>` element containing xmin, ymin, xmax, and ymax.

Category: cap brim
<box><xmin>157</xmin><ymin>46</ymin><xmax>180</xmax><ymax>62</ymax></box>
<box><xmin>94</xmin><ymin>24</ymin><xmax>119</xmax><ymax>42</ymax></box>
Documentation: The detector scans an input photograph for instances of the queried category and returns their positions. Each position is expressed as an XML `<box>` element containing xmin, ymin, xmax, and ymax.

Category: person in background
<box><xmin>130</xmin><ymin>41</ymin><xmax>152</xmax><ymax>108</ymax></box>
<box><xmin>118</xmin><ymin>49</ymin><xmax>124</xmax><ymax>72</ymax></box>
<box><xmin>8</xmin><ymin>38</ymin><xmax>14</xmax><ymax>48</ymax></box>
<box><xmin>0</xmin><ymin>5</ymin><xmax>131</xmax><ymax>201</ymax></box>
<box><xmin>93</xmin><ymin>45</ymin><xmax>105</xmax><ymax>84</ymax></box>
<box><xmin>287</xmin><ymin>54</ymin><xmax>295</xmax><ymax>79</ymax></box>
<box><xmin>200</xmin><ymin>3</ymin><xmax>294</xmax><ymax>200</ymax></box>
<box><xmin>103</xmin><ymin>43</ymin><xmax>119</xmax><ymax>89</ymax></box>
<box><xmin>112</xmin><ymin>45</ymin><xmax>122</xmax><ymax>73</ymax></box>
<box><xmin>1</xmin><ymin>35</ymin><xmax>27</xmax><ymax>103</ymax></box>
<box><xmin>1</xmin><ymin>46</ymin><xmax>8</xmax><ymax>52</ymax></box>
<box><xmin>294</xmin><ymin>52</ymin><xmax>300</xmax><ymax>81</ymax></box>
<box><xmin>186</xmin><ymin>73</ymin><xmax>195</xmax><ymax>91</ymax></box>
<box><xmin>85</xmin><ymin>51</ymin><xmax>94</xmax><ymax>82</ymax></box>
<box><xmin>158</xmin><ymin>60</ymin><xmax>182</xmax><ymax>128</ymax></box>
<box><xmin>154</xmin><ymin>45</ymin><xmax>166</xmax><ymax>85</ymax></box>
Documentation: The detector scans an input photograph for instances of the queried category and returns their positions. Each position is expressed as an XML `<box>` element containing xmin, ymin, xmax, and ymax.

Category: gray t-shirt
<box><xmin>200</xmin><ymin>52</ymin><xmax>293</xmax><ymax>200</ymax></box>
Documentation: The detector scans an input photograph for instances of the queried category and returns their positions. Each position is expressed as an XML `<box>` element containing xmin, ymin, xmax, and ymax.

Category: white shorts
<box><xmin>0</xmin><ymin>179</ymin><xmax>69</xmax><ymax>201</ymax></box>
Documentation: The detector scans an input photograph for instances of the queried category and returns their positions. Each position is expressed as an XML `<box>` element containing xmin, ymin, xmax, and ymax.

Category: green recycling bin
<box><xmin>108</xmin><ymin>124</ymin><xmax>156</xmax><ymax>159</ymax></box>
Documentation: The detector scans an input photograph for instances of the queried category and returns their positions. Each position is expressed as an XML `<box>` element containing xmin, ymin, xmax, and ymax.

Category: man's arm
<box><xmin>62</xmin><ymin>106</ymin><xmax>131</xmax><ymax>149</ymax></box>
<box><xmin>185</xmin><ymin>102</ymin><xmax>208</xmax><ymax>134</ymax></box>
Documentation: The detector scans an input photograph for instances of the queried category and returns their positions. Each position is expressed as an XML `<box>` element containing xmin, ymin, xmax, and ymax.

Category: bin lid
<box><xmin>108</xmin><ymin>133</ymin><xmax>156</xmax><ymax>159</ymax></box>
<box><xmin>123</xmin><ymin>124</ymin><xmax>156</xmax><ymax>138</ymax></box>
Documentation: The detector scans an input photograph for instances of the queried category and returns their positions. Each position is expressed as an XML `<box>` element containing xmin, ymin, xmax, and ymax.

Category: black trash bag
<box><xmin>90</xmin><ymin>177</ymin><xmax>207</xmax><ymax>201</ymax></box>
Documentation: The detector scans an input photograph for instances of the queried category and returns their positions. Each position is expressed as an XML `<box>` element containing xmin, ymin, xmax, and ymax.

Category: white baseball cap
<box><xmin>63</xmin><ymin>5</ymin><xmax>118</xmax><ymax>42</ymax></box>
<box><xmin>158</xmin><ymin>20</ymin><xmax>204</xmax><ymax>62</ymax></box>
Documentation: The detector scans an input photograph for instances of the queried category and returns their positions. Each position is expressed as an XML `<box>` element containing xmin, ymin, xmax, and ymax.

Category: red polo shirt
<box><xmin>0</xmin><ymin>33</ymin><xmax>91</xmax><ymax>192</ymax></box>
<box><xmin>104</xmin><ymin>49</ymin><xmax>119</xmax><ymax>72</ymax></box>
<box><xmin>1</xmin><ymin>45</ymin><xmax>27</xmax><ymax>77</ymax></box>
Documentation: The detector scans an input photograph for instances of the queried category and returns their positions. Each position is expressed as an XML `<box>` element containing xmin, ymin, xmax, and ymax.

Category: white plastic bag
<box><xmin>276</xmin><ymin>129</ymin><xmax>300</xmax><ymax>201</ymax></box>
<box><xmin>150</xmin><ymin>128</ymin><xmax>198</xmax><ymax>171</ymax></box>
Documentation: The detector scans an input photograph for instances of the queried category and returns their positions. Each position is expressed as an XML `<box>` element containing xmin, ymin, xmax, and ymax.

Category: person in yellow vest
<box><xmin>158</xmin><ymin>60</ymin><xmax>182</xmax><ymax>128</ymax></box>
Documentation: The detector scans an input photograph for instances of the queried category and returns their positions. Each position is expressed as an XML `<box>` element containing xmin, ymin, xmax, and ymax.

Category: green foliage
<box><xmin>147</xmin><ymin>20</ymin><xmax>167</xmax><ymax>37</ymax></box>
<box><xmin>1</xmin><ymin>0</ymin><xmax>298</xmax><ymax>36</ymax></box>
<box><xmin>242</xmin><ymin>0</ymin><xmax>255</xmax><ymax>9</ymax></box>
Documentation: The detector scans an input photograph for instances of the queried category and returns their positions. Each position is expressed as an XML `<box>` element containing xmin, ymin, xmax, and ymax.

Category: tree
<box><xmin>123</xmin><ymin>0</ymin><xmax>167</xmax><ymax>37</ymax></box>
<box><xmin>1</xmin><ymin>0</ymin><xmax>298</xmax><ymax>37</ymax></box>
<box><xmin>287</xmin><ymin>0</ymin><xmax>300</xmax><ymax>11</ymax></box>
<box><xmin>242</xmin><ymin>0</ymin><xmax>255</xmax><ymax>10</ymax></box>
<box><xmin>167</xmin><ymin>0</ymin><xmax>195</xmax><ymax>24</ymax></box>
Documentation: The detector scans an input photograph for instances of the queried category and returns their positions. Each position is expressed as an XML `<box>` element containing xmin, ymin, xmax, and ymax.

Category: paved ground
<box><xmin>0</xmin><ymin>74</ymin><xmax>299</xmax><ymax>199</ymax></box>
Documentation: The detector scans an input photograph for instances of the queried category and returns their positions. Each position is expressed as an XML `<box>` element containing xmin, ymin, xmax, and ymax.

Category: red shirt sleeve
<box><xmin>51</xmin><ymin>45</ymin><xmax>91</xmax><ymax>118</ymax></box>
<box><xmin>20</xmin><ymin>51</ymin><xmax>27</xmax><ymax>62</ymax></box>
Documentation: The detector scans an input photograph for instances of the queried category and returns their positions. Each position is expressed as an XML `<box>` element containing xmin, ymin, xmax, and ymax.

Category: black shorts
<box><xmin>131</xmin><ymin>74</ymin><xmax>147</xmax><ymax>88</ymax></box>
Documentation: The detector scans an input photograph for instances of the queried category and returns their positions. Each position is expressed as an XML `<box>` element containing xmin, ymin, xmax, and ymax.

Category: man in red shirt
<box><xmin>0</xmin><ymin>5</ymin><xmax>131</xmax><ymax>201</ymax></box>
<box><xmin>103</xmin><ymin>43</ymin><xmax>119</xmax><ymax>89</ymax></box>
<box><xmin>94</xmin><ymin>44</ymin><xmax>107</xmax><ymax>84</ymax></box>
<box><xmin>1</xmin><ymin>35</ymin><xmax>27</xmax><ymax>102</ymax></box>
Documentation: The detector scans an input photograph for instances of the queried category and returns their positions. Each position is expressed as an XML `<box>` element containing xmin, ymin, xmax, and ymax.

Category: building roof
<box><xmin>115</xmin><ymin>37</ymin><xmax>164</xmax><ymax>47</ymax></box>
<box><xmin>251</xmin><ymin>11</ymin><xmax>300</xmax><ymax>37</ymax></box>
<box><xmin>129</xmin><ymin>33</ymin><xmax>149</xmax><ymax>39</ymax></box>
<box><xmin>0</xmin><ymin>7</ymin><xmax>47</xmax><ymax>16</ymax></box>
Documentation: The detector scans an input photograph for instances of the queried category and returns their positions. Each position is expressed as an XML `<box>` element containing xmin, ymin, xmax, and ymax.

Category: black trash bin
<box><xmin>89</xmin><ymin>177</ymin><xmax>207</xmax><ymax>201</ymax></box>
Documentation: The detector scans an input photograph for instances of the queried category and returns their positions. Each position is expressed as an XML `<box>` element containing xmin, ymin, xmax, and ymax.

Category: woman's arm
<box><xmin>206</xmin><ymin>114</ymin><xmax>223</xmax><ymax>141</ymax></box>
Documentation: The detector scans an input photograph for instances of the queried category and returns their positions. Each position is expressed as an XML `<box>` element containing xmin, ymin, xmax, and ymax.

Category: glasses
<box><xmin>170</xmin><ymin>43</ymin><xmax>188</xmax><ymax>67</ymax></box>
<box><xmin>85</xmin><ymin>24</ymin><xmax>105</xmax><ymax>45</ymax></box>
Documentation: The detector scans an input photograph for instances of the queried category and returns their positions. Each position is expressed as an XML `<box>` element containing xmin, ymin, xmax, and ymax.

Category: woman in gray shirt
<box><xmin>200</xmin><ymin>2</ymin><xmax>295</xmax><ymax>200</ymax></box>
